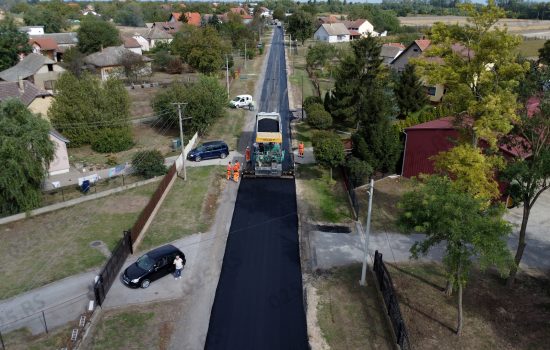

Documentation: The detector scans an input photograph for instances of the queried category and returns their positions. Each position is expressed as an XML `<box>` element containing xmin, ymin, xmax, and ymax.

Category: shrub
<box><xmin>346</xmin><ymin>156</ymin><xmax>373</xmax><ymax>187</ymax></box>
<box><xmin>307</xmin><ymin>108</ymin><xmax>332</xmax><ymax>129</ymax></box>
<box><xmin>166</xmin><ymin>56</ymin><xmax>183</xmax><ymax>74</ymax></box>
<box><xmin>91</xmin><ymin>128</ymin><xmax>134</xmax><ymax>153</ymax></box>
<box><xmin>132</xmin><ymin>150</ymin><xmax>167</xmax><ymax>179</ymax></box>
<box><xmin>305</xmin><ymin>102</ymin><xmax>324</xmax><ymax>115</ymax></box>
<box><xmin>303</xmin><ymin>96</ymin><xmax>323</xmax><ymax>109</ymax></box>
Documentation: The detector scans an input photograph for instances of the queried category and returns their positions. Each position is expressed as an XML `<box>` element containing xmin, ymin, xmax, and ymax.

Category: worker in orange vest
<box><xmin>298</xmin><ymin>142</ymin><xmax>304</xmax><ymax>158</ymax></box>
<box><xmin>227</xmin><ymin>161</ymin><xmax>232</xmax><ymax>180</ymax></box>
<box><xmin>245</xmin><ymin>146</ymin><xmax>251</xmax><ymax>163</ymax></box>
<box><xmin>233</xmin><ymin>161</ymin><xmax>240</xmax><ymax>182</ymax></box>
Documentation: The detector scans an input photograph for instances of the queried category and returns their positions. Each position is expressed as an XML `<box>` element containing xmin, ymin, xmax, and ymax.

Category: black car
<box><xmin>187</xmin><ymin>141</ymin><xmax>229</xmax><ymax>162</ymax></box>
<box><xmin>122</xmin><ymin>244</ymin><xmax>186</xmax><ymax>288</ymax></box>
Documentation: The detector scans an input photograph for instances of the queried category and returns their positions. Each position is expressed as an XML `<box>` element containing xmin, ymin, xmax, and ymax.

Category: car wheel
<box><xmin>220</xmin><ymin>153</ymin><xmax>227</xmax><ymax>159</ymax></box>
<box><xmin>141</xmin><ymin>279</ymin><xmax>150</xmax><ymax>288</ymax></box>
<box><xmin>195</xmin><ymin>156</ymin><xmax>201</xmax><ymax>162</ymax></box>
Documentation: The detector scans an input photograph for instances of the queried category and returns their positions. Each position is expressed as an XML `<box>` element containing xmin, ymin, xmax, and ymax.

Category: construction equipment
<box><xmin>253</xmin><ymin>113</ymin><xmax>284</xmax><ymax>176</ymax></box>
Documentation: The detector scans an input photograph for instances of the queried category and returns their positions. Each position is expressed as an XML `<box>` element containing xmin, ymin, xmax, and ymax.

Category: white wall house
<box><xmin>18</xmin><ymin>26</ymin><xmax>44</xmax><ymax>36</ymax></box>
<box><xmin>314</xmin><ymin>23</ymin><xmax>350</xmax><ymax>43</ymax></box>
<box><xmin>48</xmin><ymin>131</ymin><xmax>70</xmax><ymax>176</ymax></box>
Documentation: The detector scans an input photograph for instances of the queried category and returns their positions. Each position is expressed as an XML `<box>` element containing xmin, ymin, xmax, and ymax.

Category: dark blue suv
<box><xmin>187</xmin><ymin>140</ymin><xmax>229</xmax><ymax>162</ymax></box>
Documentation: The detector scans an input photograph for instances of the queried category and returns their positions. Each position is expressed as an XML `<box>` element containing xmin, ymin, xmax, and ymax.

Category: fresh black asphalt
<box><xmin>205</xmin><ymin>28</ymin><xmax>308</xmax><ymax>349</ymax></box>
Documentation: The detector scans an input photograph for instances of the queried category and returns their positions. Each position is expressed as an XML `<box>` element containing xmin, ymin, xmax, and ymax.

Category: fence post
<box><xmin>0</xmin><ymin>330</ymin><xmax>5</xmax><ymax>350</ymax></box>
<box><xmin>42</xmin><ymin>310</ymin><xmax>48</xmax><ymax>334</ymax></box>
<box><xmin>125</xmin><ymin>230</ymin><xmax>133</xmax><ymax>254</ymax></box>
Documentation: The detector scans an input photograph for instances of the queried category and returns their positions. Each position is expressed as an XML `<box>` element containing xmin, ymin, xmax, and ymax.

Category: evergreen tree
<box><xmin>394</xmin><ymin>64</ymin><xmax>428</xmax><ymax>118</ymax></box>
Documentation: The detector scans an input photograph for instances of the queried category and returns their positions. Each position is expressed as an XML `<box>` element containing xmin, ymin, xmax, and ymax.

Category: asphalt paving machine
<box><xmin>253</xmin><ymin>112</ymin><xmax>284</xmax><ymax>176</ymax></box>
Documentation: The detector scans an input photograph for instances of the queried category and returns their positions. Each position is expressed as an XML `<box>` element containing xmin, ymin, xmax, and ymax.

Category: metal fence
<box><xmin>373</xmin><ymin>250</ymin><xmax>412</xmax><ymax>350</ymax></box>
<box><xmin>94</xmin><ymin>231</ymin><xmax>133</xmax><ymax>307</ymax></box>
<box><xmin>341</xmin><ymin>166</ymin><xmax>360</xmax><ymax>220</ymax></box>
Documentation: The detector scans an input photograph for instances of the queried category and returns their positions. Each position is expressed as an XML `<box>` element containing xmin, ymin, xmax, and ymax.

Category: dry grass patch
<box><xmin>388</xmin><ymin>262</ymin><xmax>550</xmax><ymax>350</ymax></box>
<box><xmin>314</xmin><ymin>265</ymin><xmax>394</xmax><ymax>349</ymax></box>
<box><xmin>87</xmin><ymin>301</ymin><xmax>179</xmax><ymax>350</ymax></box>
<box><xmin>3</xmin><ymin>324</ymin><xmax>73</xmax><ymax>350</ymax></box>
<box><xmin>0</xmin><ymin>182</ymin><xmax>158</xmax><ymax>299</ymax></box>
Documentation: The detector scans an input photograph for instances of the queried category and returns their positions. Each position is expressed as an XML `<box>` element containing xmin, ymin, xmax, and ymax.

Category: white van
<box><xmin>230</xmin><ymin>94</ymin><xmax>254</xmax><ymax>108</ymax></box>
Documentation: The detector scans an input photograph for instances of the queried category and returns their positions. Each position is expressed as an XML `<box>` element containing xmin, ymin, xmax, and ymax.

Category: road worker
<box><xmin>227</xmin><ymin>161</ymin><xmax>232</xmax><ymax>180</ymax></box>
<box><xmin>298</xmin><ymin>142</ymin><xmax>304</xmax><ymax>158</ymax></box>
<box><xmin>233</xmin><ymin>161</ymin><xmax>240</xmax><ymax>182</ymax></box>
<box><xmin>245</xmin><ymin>146</ymin><xmax>251</xmax><ymax>163</ymax></box>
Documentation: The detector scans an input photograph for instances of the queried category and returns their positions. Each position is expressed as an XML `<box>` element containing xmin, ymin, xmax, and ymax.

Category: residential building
<box><xmin>0</xmin><ymin>53</ymin><xmax>65</xmax><ymax>92</ymax></box>
<box><xmin>18</xmin><ymin>26</ymin><xmax>44</xmax><ymax>36</ymax></box>
<box><xmin>83</xmin><ymin>46</ymin><xmax>152</xmax><ymax>81</ymax></box>
<box><xmin>147</xmin><ymin>21</ymin><xmax>182</xmax><ymax>35</ymax></box>
<box><xmin>0</xmin><ymin>80</ymin><xmax>53</xmax><ymax>117</ymax></box>
<box><xmin>314</xmin><ymin>23</ymin><xmax>350</xmax><ymax>43</ymax></box>
<box><xmin>48</xmin><ymin>130</ymin><xmax>70</xmax><ymax>176</ymax></box>
<box><xmin>30</xmin><ymin>33</ymin><xmax>78</xmax><ymax>61</ymax></box>
<box><xmin>133</xmin><ymin>27</ymin><xmax>173</xmax><ymax>52</ymax></box>
<box><xmin>390</xmin><ymin>39</ymin><xmax>431</xmax><ymax>72</ymax></box>
<box><xmin>169</xmin><ymin>12</ymin><xmax>201</xmax><ymax>26</ymax></box>
<box><xmin>123</xmin><ymin>37</ymin><xmax>142</xmax><ymax>55</ymax></box>
<box><xmin>29</xmin><ymin>38</ymin><xmax>59</xmax><ymax>61</ymax></box>
<box><xmin>380</xmin><ymin>43</ymin><xmax>405</xmax><ymax>65</ymax></box>
<box><xmin>343</xmin><ymin>19</ymin><xmax>377</xmax><ymax>39</ymax></box>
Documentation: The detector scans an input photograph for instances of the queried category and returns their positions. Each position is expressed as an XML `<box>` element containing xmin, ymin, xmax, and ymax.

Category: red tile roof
<box><xmin>414</xmin><ymin>39</ymin><xmax>431</xmax><ymax>51</ymax></box>
<box><xmin>526</xmin><ymin>96</ymin><xmax>541</xmax><ymax>117</ymax></box>
<box><xmin>384</xmin><ymin>42</ymin><xmax>406</xmax><ymax>50</ymax></box>
<box><xmin>171</xmin><ymin>12</ymin><xmax>182</xmax><ymax>21</ymax></box>
<box><xmin>185</xmin><ymin>12</ymin><xmax>201</xmax><ymax>26</ymax></box>
<box><xmin>123</xmin><ymin>37</ymin><xmax>141</xmax><ymax>49</ymax></box>
<box><xmin>349</xmin><ymin>30</ymin><xmax>360</xmax><ymax>36</ymax></box>
<box><xmin>29</xmin><ymin>38</ymin><xmax>58</xmax><ymax>51</ymax></box>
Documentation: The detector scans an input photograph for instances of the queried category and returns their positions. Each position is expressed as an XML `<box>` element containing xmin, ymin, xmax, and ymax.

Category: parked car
<box><xmin>122</xmin><ymin>244</ymin><xmax>185</xmax><ymax>288</ymax></box>
<box><xmin>187</xmin><ymin>140</ymin><xmax>229</xmax><ymax>162</ymax></box>
<box><xmin>229</xmin><ymin>94</ymin><xmax>253</xmax><ymax>108</ymax></box>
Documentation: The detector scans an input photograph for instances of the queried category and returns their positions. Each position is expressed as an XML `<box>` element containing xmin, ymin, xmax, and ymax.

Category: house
<box><xmin>0</xmin><ymin>80</ymin><xmax>53</xmax><ymax>118</ymax></box>
<box><xmin>401</xmin><ymin>116</ymin><xmax>532</xmax><ymax>179</ymax></box>
<box><xmin>318</xmin><ymin>15</ymin><xmax>339</xmax><ymax>25</ymax></box>
<box><xmin>169</xmin><ymin>12</ymin><xmax>182</xmax><ymax>22</ymax></box>
<box><xmin>169</xmin><ymin>12</ymin><xmax>201</xmax><ymax>26</ymax></box>
<box><xmin>123</xmin><ymin>37</ymin><xmax>142</xmax><ymax>55</ymax></box>
<box><xmin>223</xmin><ymin>7</ymin><xmax>253</xmax><ymax>24</ymax></box>
<box><xmin>148</xmin><ymin>21</ymin><xmax>182</xmax><ymax>35</ymax></box>
<box><xmin>18</xmin><ymin>26</ymin><xmax>44</xmax><ymax>36</ymax></box>
<box><xmin>390</xmin><ymin>39</ymin><xmax>431</xmax><ymax>72</ymax></box>
<box><xmin>314</xmin><ymin>23</ymin><xmax>350</xmax><ymax>43</ymax></box>
<box><xmin>380</xmin><ymin>43</ymin><xmax>405</xmax><ymax>65</ymax></box>
<box><xmin>133</xmin><ymin>27</ymin><xmax>173</xmax><ymax>52</ymax></box>
<box><xmin>83</xmin><ymin>46</ymin><xmax>152</xmax><ymax>81</ymax></box>
<box><xmin>29</xmin><ymin>38</ymin><xmax>59</xmax><ymax>61</ymax></box>
<box><xmin>343</xmin><ymin>19</ymin><xmax>377</xmax><ymax>39</ymax></box>
<box><xmin>48</xmin><ymin>130</ymin><xmax>70</xmax><ymax>176</ymax></box>
<box><xmin>30</xmin><ymin>33</ymin><xmax>78</xmax><ymax>61</ymax></box>
<box><xmin>0</xmin><ymin>53</ymin><xmax>65</xmax><ymax>92</ymax></box>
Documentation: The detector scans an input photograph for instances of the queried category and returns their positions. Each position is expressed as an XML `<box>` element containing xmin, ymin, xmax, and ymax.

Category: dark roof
<box><xmin>84</xmin><ymin>46</ymin><xmax>152</xmax><ymax>68</ymax></box>
<box><xmin>150</xmin><ymin>21</ymin><xmax>182</xmax><ymax>35</ymax></box>
<box><xmin>30</xmin><ymin>33</ymin><xmax>78</xmax><ymax>46</ymax></box>
<box><xmin>147</xmin><ymin>244</ymin><xmax>182</xmax><ymax>259</ymax></box>
<box><xmin>318</xmin><ymin>23</ymin><xmax>350</xmax><ymax>36</ymax></box>
<box><xmin>380</xmin><ymin>45</ymin><xmax>402</xmax><ymax>59</ymax></box>
<box><xmin>0</xmin><ymin>81</ymin><xmax>52</xmax><ymax>106</ymax></box>
<box><xmin>405</xmin><ymin>116</ymin><xmax>455</xmax><ymax>131</ymax></box>
<box><xmin>0</xmin><ymin>53</ymin><xmax>55</xmax><ymax>82</ymax></box>
<box><xmin>143</xmin><ymin>27</ymin><xmax>173</xmax><ymax>40</ymax></box>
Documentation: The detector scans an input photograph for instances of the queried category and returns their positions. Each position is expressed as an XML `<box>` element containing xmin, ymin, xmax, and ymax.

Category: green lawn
<box><xmin>140</xmin><ymin>166</ymin><xmax>221</xmax><ymax>251</ymax></box>
<box><xmin>294</xmin><ymin>121</ymin><xmax>314</xmax><ymax>148</ymax></box>
<box><xmin>315</xmin><ymin>265</ymin><xmax>394</xmax><ymax>349</ymax></box>
<box><xmin>0</xmin><ymin>181</ymin><xmax>158</xmax><ymax>299</ymax></box>
<box><xmin>296</xmin><ymin>164</ymin><xmax>353</xmax><ymax>223</ymax></box>
<box><xmin>3</xmin><ymin>324</ymin><xmax>73</xmax><ymax>350</ymax></box>
<box><xmin>205</xmin><ymin>108</ymin><xmax>245</xmax><ymax>151</ymax></box>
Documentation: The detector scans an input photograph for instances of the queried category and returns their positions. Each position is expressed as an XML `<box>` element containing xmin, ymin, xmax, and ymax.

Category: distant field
<box><xmin>399</xmin><ymin>16</ymin><xmax>550</xmax><ymax>37</ymax></box>
<box><xmin>517</xmin><ymin>39</ymin><xmax>545</xmax><ymax>58</ymax></box>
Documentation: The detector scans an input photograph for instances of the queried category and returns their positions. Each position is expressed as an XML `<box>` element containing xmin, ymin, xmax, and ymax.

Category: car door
<box><xmin>150</xmin><ymin>256</ymin><xmax>169</xmax><ymax>281</ymax></box>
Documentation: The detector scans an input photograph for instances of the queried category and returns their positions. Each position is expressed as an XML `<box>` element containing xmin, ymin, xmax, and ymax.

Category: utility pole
<box><xmin>360</xmin><ymin>178</ymin><xmax>374</xmax><ymax>286</ymax></box>
<box><xmin>301</xmin><ymin>75</ymin><xmax>304</xmax><ymax>120</ymax></box>
<box><xmin>172</xmin><ymin>102</ymin><xmax>190</xmax><ymax>180</ymax></box>
<box><xmin>225</xmin><ymin>54</ymin><xmax>230</xmax><ymax>97</ymax></box>
<box><xmin>244</xmin><ymin>42</ymin><xmax>247</xmax><ymax>71</ymax></box>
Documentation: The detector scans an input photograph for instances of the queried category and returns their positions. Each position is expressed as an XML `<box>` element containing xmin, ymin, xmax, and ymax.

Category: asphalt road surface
<box><xmin>205</xmin><ymin>28</ymin><xmax>308</xmax><ymax>350</ymax></box>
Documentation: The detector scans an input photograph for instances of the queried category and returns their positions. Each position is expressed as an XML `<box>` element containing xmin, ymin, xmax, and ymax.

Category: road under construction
<box><xmin>205</xmin><ymin>27</ymin><xmax>309</xmax><ymax>349</ymax></box>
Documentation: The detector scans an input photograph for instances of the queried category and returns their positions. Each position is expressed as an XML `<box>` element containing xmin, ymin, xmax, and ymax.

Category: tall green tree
<box><xmin>312</xmin><ymin>130</ymin><xmax>345</xmax><ymax>180</ymax></box>
<box><xmin>152</xmin><ymin>76</ymin><xmax>228</xmax><ymax>135</ymax></box>
<box><xmin>394</xmin><ymin>64</ymin><xmax>429</xmax><ymax>117</ymax></box>
<box><xmin>0</xmin><ymin>100</ymin><xmax>54</xmax><ymax>216</ymax></box>
<box><xmin>77</xmin><ymin>16</ymin><xmax>121</xmax><ymax>54</ymax></box>
<box><xmin>538</xmin><ymin>39</ymin><xmax>550</xmax><ymax>65</ymax></box>
<box><xmin>399</xmin><ymin>175</ymin><xmax>512</xmax><ymax>335</ymax></box>
<box><xmin>49</xmin><ymin>73</ymin><xmax>131</xmax><ymax>149</ymax></box>
<box><xmin>0</xmin><ymin>16</ymin><xmax>31</xmax><ymax>71</ymax></box>
<box><xmin>287</xmin><ymin>10</ymin><xmax>315</xmax><ymax>45</ymax></box>
<box><xmin>501</xmin><ymin>93</ymin><xmax>550</xmax><ymax>287</ymax></box>
<box><xmin>23</xmin><ymin>0</ymin><xmax>71</xmax><ymax>33</ymax></box>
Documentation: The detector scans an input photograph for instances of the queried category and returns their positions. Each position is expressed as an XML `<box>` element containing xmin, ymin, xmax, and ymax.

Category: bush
<box><xmin>307</xmin><ymin>108</ymin><xmax>332</xmax><ymax>129</ymax></box>
<box><xmin>303</xmin><ymin>96</ymin><xmax>323</xmax><ymax>109</ymax></box>
<box><xmin>346</xmin><ymin>156</ymin><xmax>373</xmax><ymax>187</ymax></box>
<box><xmin>166</xmin><ymin>56</ymin><xmax>183</xmax><ymax>74</ymax></box>
<box><xmin>305</xmin><ymin>102</ymin><xmax>324</xmax><ymax>115</ymax></box>
<box><xmin>91</xmin><ymin>128</ymin><xmax>134</xmax><ymax>153</ymax></box>
<box><xmin>132</xmin><ymin>150</ymin><xmax>166</xmax><ymax>179</ymax></box>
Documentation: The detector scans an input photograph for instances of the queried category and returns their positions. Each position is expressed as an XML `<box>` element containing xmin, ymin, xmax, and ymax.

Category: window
<box><xmin>427</xmin><ymin>86</ymin><xmax>437</xmax><ymax>96</ymax></box>
<box><xmin>47</xmin><ymin>64</ymin><xmax>53</xmax><ymax>72</ymax></box>
<box><xmin>44</xmin><ymin>80</ymin><xmax>55</xmax><ymax>91</ymax></box>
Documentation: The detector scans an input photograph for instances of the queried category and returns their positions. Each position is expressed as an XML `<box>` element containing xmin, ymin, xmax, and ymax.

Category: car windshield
<box><xmin>195</xmin><ymin>145</ymin><xmax>206</xmax><ymax>152</ymax></box>
<box><xmin>136</xmin><ymin>254</ymin><xmax>155</xmax><ymax>270</ymax></box>
<box><xmin>232</xmin><ymin>97</ymin><xmax>241</xmax><ymax>102</ymax></box>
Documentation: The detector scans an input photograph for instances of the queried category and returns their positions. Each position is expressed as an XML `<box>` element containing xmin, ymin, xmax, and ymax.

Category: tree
<box><xmin>394</xmin><ymin>64</ymin><xmax>428</xmax><ymax>117</ymax></box>
<box><xmin>0</xmin><ymin>16</ymin><xmax>31</xmax><ymax>71</ymax></box>
<box><xmin>538</xmin><ymin>39</ymin><xmax>550</xmax><ymax>65</ymax></box>
<box><xmin>272</xmin><ymin>6</ymin><xmax>286</xmax><ymax>21</ymax></box>
<box><xmin>306</xmin><ymin>104</ymin><xmax>332</xmax><ymax>129</ymax></box>
<box><xmin>77</xmin><ymin>16</ymin><xmax>121</xmax><ymax>54</ymax></box>
<box><xmin>501</xmin><ymin>93</ymin><xmax>550</xmax><ymax>287</ymax></box>
<box><xmin>312</xmin><ymin>130</ymin><xmax>345</xmax><ymax>180</ymax></box>
<box><xmin>120</xmin><ymin>51</ymin><xmax>148</xmax><ymax>83</ymax></box>
<box><xmin>0</xmin><ymin>100</ymin><xmax>54</xmax><ymax>216</ymax></box>
<box><xmin>60</xmin><ymin>47</ymin><xmax>86</xmax><ymax>78</ymax></box>
<box><xmin>306</xmin><ymin>42</ymin><xmax>337</xmax><ymax>73</ymax></box>
<box><xmin>23</xmin><ymin>0</ymin><xmax>70</xmax><ymax>33</ymax></box>
<box><xmin>152</xmin><ymin>76</ymin><xmax>228</xmax><ymax>135</ymax></box>
<box><xmin>132</xmin><ymin>150</ymin><xmax>167</xmax><ymax>179</ymax></box>
<box><xmin>49</xmin><ymin>73</ymin><xmax>132</xmax><ymax>148</ymax></box>
<box><xmin>398</xmin><ymin>175</ymin><xmax>512</xmax><ymax>335</ymax></box>
<box><xmin>114</xmin><ymin>3</ymin><xmax>145</xmax><ymax>27</ymax></box>
<box><xmin>287</xmin><ymin>10</ymin><xmax>315</xmax><ymax>45</ymax></box>
<box><xmin>346</xmin><ymin>156</ymin><xmax>373</xmax><ymax>187</ymax></box>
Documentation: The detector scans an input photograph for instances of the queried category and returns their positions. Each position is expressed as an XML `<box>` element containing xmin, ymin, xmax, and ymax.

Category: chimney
<box><xmin>18</xmin><ymin>76</ymin><xmax>24</xmax><ymax>91</ymax></box>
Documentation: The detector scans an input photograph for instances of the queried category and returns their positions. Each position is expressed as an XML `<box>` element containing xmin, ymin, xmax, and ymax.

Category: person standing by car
<box><xmin>174</xmin><ymin>255</ymin><xmax>184</xmax><ymax>280</ymax></box>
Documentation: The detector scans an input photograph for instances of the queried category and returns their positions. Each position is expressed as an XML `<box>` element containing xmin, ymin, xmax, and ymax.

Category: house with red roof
<box><xmin>342</xmin><ymin>19</ymin><xmax>376</xmax><ymax>39</ymax></box>
<box><xmin>29</xmin><ymin>38</ymin><xmax>59</xmax><ymax>61</ymax></box>
<box><xmin>168</xmin><ymin>12</ymin><xmax>201</xmax><ymax>27</ymax></box>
